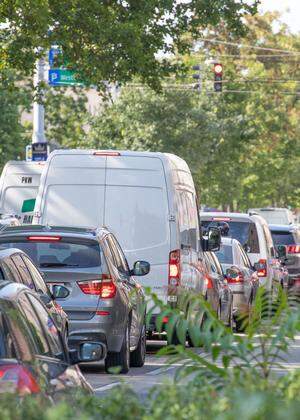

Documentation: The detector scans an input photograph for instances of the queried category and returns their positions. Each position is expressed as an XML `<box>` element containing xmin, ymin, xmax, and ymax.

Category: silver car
<box><xmin>269</xmin><ymin>224</ymin><xmax>300</xmax><ymax>288</ymax></box>
<box><xmin>214</xmin><ymin>237</ymin><xmax>259</xmax><ymax>331</ymax></box>
<box><xmin>0</xmin><ymin>225</ymin><xmax>149</xmax><ymax>374</ymax></box>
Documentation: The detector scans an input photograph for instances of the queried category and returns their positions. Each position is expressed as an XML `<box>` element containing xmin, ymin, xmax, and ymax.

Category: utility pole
<box><xmin>32</xmin><ymin>55</ymin><xmax>47</xmax><ymax>144</ymax></box>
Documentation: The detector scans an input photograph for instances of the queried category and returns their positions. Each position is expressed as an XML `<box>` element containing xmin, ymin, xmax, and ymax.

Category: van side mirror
<box><xmin>131</xmin><ymin>261</ymin><xmax>150</xmax><ymax>276</ymax></box>
<box><xmin>202</xmin><ymin>227</ymin><xmax>221</xmax><ymax>252</ymax></box>
<box><xmin>276</xmin><ymin>245</ymin><xmax>287</xmax><ymax>259</ymax></box>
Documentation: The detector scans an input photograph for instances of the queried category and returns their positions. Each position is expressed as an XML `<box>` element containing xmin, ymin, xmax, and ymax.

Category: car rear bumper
<box><xmin>68</xmin><ymin>316</ymin><xmax>124</xmax><ymax>353</ymax></box>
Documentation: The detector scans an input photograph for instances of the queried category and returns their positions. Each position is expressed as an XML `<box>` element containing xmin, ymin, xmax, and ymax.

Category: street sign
<box><xmin>32</xmin><ymin>142</ymin><xmax>49</xmax><ymax>162</ymax></box>
<box><xmin>48</xmin><ymin>68</ymin><xmax>83</xmax><ymax>87</ymax></box>
<box><xmin>26</xmin><ymin>145</ymin><xmax>32</xmax><ymax>161</ymax></box>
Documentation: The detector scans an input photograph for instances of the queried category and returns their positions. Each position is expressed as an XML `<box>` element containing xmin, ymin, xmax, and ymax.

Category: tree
<box><xmin>0</xmin><ymin>1</ymin><xmax>258</xmax><ymax>90</ymax></box>
<box><xmin>85</xmin><ymin>12</ymin><xmax>300</xmax><ymax>210</ymax></box>
<box><xmin>44</xmin><ymin>87</ymin><xmax>88</xmax><ymax>148</ymax></box>
<box><xmin>0</xmin><ymin>71</ymin><xmax>31</xmax><ymax>172</ymax></box>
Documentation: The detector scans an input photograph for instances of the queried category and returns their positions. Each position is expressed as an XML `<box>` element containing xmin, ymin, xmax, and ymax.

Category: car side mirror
<box><xmin>131</xmin><ymin>261</ymin><xmax>150</xmax><ymax>276</ymax></box>
<box><xmin>206</xmin><ymin>227</ymin><xmax>221</xmax><ymax>252</ymax></box>
<box><xmin>275</xmin><ymin>245</ymin><xmax>287</xmax><ymax>259</ymax></box>
<box><xmin>69</xmin><ymin>342</ymin><xmax>106</xmax><ymax>365</ymax></box>
<box><xmin>52</xmin><ymin>284</ymin><xmax>69</xmax><ymax>299</ymax></box>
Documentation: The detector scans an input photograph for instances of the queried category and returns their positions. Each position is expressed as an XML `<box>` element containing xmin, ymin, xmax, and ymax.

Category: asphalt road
<box><xmin>81</xmin><ymin>336</ymin><xmax>300</xmax><ymax>397</ymax></box>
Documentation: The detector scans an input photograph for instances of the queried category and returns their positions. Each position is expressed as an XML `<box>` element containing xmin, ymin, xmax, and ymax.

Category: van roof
<box><xmin>47</xmin><ymin>149</ymin><xmax>190</xmax><ymax>172</ymax></box>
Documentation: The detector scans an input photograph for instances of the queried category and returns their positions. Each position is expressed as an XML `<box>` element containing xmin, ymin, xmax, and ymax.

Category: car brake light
<box><xmin>205</xmin><ymin>276</ymin><xmax>213</xmax><ymax>289</ymax></box>
<box><xmin>27</xmin><ymin>236</ymin><xmax>61</xmax><ymax>242</ymax></box>
<box><xmin>96</xmin><ymin>310</ymin><xmax>110</xmax><ymax>316</ymax></box>
<box><xmin>93</xmin><ymin>151</ymin><xmax>121</xmax><ymax>156</ymax></box>
<box><xmin>78</xmin><ymin>275</ymin><xmax>116</xmax><ymax>298</ymax></box>
<box><xmin>227</xmin><ymin>270</ymin><xmax>244</xmax><ymax>284</ymax></box>
<box><xmin>0</xmin><ymin>364</ymin><xmax>40</xmax><ymax>394</ymax></box>
<box><xmin>168</xmin><ymin>250</ymin><xmax>181</xmax><ymax>286</ymax></box>
<box><xmin>287</xmin><ymin>245</ymin><xmax>300</xmax><ymax>254</ymax></box>
<box><xmin>256</xmin><ymin>259</ymin><xmax>267</xmax><ymax>277</ymax></box>
<box><xmin>212</xmin><ymin>217</ymin><xmax>231</xmax><ymax>222</ymax></box>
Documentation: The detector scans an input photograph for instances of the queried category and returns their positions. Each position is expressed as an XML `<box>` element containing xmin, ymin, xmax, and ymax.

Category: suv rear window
<box><xmin>0</xmin><ymin>240</ymin><xmax>101</xmax><ymax>268</ymax></box>
<box><xmin>201</xmin><ymin>221</ymin><xmax>259</xmax><ymax>253</ymax></box>
<box><xmin>270</xmin><ymin>231</ymin><xmax>295</xmax><ymax>246</ymax></box>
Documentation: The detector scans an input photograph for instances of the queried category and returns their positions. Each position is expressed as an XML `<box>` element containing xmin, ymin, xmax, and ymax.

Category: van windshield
<box><xmin>201</xmin><ymin>220</ymin><xmax>259</xmax><ymax>253</ymax></box>
<box><xmin>0</xmin><ymin>240</ymin><xmax>101</xmax><ymax>268</ymax></box>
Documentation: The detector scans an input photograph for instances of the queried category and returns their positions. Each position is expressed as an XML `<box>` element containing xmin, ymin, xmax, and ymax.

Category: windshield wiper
<box><xmin>39</xmin><ymin>262</ymin><xmax>79</xmax><ymax>268</ymax></box>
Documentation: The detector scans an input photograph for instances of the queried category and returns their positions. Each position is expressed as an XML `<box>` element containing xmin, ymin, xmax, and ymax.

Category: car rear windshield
<box><xmin>215</xmin><ymin>245</ymin><xmax>233</xmax><ymax>264</ymax></box>
<box><xmin>201</xmin><ymin>220</ymin><xmax>259</xmax><ymax>253</ymax></box>
<box><xmin>271</xmin><ymin>231</ymin><xmax>295</xmax><ymax>246</ymax></box>
<box><xmin>0</xmin><ymin>240</ymin><xmax>101</xmax><ymax>268</ymax></box>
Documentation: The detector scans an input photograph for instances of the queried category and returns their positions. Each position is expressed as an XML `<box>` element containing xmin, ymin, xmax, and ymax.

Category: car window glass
<box><xmin>271</xmin><ymin>231</ymin><xmax>295</xmax><ymax>246</ymax></box>
<box><xmin>11</xmin><ymin>255</ymin><xmax>35</xmax><ymax>290</ymax></box>
<box><xmin>4</xmin><ymin>304</ymin><xmax>34</xmax><ymax>361</ymax></box>
<box><xmin>215</xmin><ymin>244</ymin><xmax>233</xmax><ymax>264</ymax></box>
<box><xmin>18</xmin><ymin>293</ymin><xmax>51</xmax><ymax>357</ymax></box>
<box><xmin>186</xmin><ymin>193</ymin><xmax>198</xmax><ymax>251</ymax></box>
<box><xmin>110</xmin><ymin>236</ymin><xmax>129</xmax><ymax>274</ymax></box>
<box><xmin>22</xmin><ymin>256</ymin><xmax>48</xmax><ymax>294</ymax></box>
<box><xmin>207</xmin><ymin>253</ymin><xmax>217</xmax><ymax>273</ymax></box>
<box><xmin>211</xmin><ymin>253</ymin><xmax>223</xmax><ymax>275</ymax></box>
<box><xmin>1</xmin><ymin>258</ymin><xmax>22</xmax><ymax>283</ymax></box>
<box><xmin>26</xmin><ymin>294</ymin><xmax>63</xmax><ymax>358</ymax></box>
<box><xmin>262</xmin><ymin>225</ymin><xmax>274</xmax><ymax>256</ymax></box>
<box><xmin>106</xmin><ymin>236</ymin><xmax>128</xmax><ymax>275</ymax></box>
<box><xmin>177</xmin><ymin>191</ymin><xmax>191</xmax><ymax>247</ymax></box>
<box><xmin>239</xmin><ymin>245</ymin><xmax>251</xmax><ymax>268</ymax></box>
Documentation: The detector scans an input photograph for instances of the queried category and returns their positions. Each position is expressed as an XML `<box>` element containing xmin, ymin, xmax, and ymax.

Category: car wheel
<box><xmin>105</xmin><ymin>323</ymin><xmax>130</xmax><ymax>374</ymax></box>
<box><xmin>130</xmin><ymin>324</ymin><xmax>146</xmax><ymax>367</ymax></box>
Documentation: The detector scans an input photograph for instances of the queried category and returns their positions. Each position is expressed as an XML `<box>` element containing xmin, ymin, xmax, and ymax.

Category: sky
<box><xmin>260</xmin><ymin>0</ymin><xmax>300</xmax><ymax>33</ymax></box>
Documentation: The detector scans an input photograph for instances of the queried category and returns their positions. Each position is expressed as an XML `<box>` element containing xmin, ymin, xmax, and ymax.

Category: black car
<box><xmin>0</xmin><ymin>281</ymin><xmax>105</xmax><ymax>399</ymax></box>
<box><xmin>0</xmin><ymin>247</ymin><xmax>68</xmax><ymax>341</ymax></box>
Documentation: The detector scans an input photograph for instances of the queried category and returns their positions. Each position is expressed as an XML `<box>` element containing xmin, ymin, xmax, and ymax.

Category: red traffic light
<box><xmin>214</xmin><ymin>63</ymin><xmax>223</xmax><ymax>75</ymax></box>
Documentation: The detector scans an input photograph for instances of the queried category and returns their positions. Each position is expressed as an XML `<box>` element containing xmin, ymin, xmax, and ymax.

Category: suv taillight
<box><xmin>78</xmin><ymin>275</ymin><xmax>116</xmax><ymax>298</ymax></box>
<box><xmin>168</xmin><ymin>250</ymin><xmax>181</xmax><ymax>286</ymax></box>
<box><xmin>0</xmin><ymin>364</ymin><xmax>40</xmax><ymax>394</ymax></box>
<box><xmin>287</xmin><ymin>245</ymin><xmax>300</xmax><ymax>254</ymax></box>
<box><xmin>256</xmin><ymin>259</ymin><xmax>267</xmax><ymax>277</ymax></box>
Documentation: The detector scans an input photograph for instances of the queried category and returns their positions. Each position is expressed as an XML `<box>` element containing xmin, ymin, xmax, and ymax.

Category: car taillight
<box><xmin>93</xmin><ymin>151</ymin><xmax>120</xmax><ymax>156</ymax></box>
<box><xmin>205</xmin><ymin>276</ymin><xmax>213</xmax><ymax>289</ymax></box>
<box><xmin>78</xmin><ymin>275</ymin><xmax>116</xmax><ymax>298</ymax></box>
<box><xmin>227</xmin><ymin>271</ymin><xmax>244</xmax><ymax>284</ymax></box>
<box><xmin>27</xmin><ymin>236</ymin><xmax>61</xmax><ymax>241</ymax></box>
<box><xmin>168</xmin><ymin>250</ymin><xmax>181</xmax><ymax>286</ymax></box>
<box><xmin>0</xmin><ymin>364</ymin><xmax>40</xmax><ymax>394</ymax></box>
<box><xmin>287</xmin><ymin>245</ymin><xmax>300</xmax><ymax>254</ymax></box>
<box><xmin>256</xmin><ymin>259</ymin><xmax>267</xmax><ymax>277</ymax></box>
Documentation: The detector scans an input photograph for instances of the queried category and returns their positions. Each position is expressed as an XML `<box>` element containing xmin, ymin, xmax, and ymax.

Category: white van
<box><xmin>248</xmin><ymin>208</ymin><xmax>295</xmax><ymax>225</ymax></box>
<box><xmin>201</xmin><ymin>212</ymin><xmax>283</xmax><ymax>290</ymax></box>
<box><xmin>0</xmin><ymin>161</ymin><xmax>45</xmax><ymax>224</ymax></box>
<box><xmin>33</xmin><ymin>150</ymin><xmax>213</xmax><ymax>324</ymax></box>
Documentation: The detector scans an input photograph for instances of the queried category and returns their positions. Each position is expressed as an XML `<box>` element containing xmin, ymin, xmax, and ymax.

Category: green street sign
<box><xmin>48</xmin><ymin>69</ymin><xmax>84</xmax><ymax>86</ymax></box>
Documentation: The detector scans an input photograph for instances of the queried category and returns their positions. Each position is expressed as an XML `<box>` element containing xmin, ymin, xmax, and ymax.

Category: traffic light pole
<box><xmin>32</xmin><ymin>56</ymin><xmax>47</xmax><ymax>144</ymax></box>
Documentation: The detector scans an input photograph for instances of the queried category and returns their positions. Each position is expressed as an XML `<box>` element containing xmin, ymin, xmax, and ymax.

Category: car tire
<box><xmin>105</xmin><ymin>323</ymin><xmax>130</xmax><ymax>374</ymax></box>
<box><xmin>130</xmin><ymin>324</ymin><xmax>146</xmax><ymax>367</ymax></box>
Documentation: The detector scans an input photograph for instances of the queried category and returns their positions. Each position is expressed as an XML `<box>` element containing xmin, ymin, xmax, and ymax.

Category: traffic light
<box><xmin>192</xmin><ymin>64</ymin><xmax>201</xmax><ymax>92</ymax></box>
<box><xmin>213</xmin><ymin>63</ymin><xmax>223</xmax><ymax>92</ymax></box>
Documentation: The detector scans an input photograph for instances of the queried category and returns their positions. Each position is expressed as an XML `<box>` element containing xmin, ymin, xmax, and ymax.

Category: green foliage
<box><xmin>0</xmin><ymin>71</ymin><xmax>31</xmax><ymax>173</ymax></box>
<box><xmin>44</xmin><ymin>87</ymin><xmax>88</xmax><ymax>148</ymax></box>
<box><xmin>86</xmin><ymin>12</ymin><xmax>300</xmax><ymax>210</ymax></box>
<box><xmin>0</xmin><ymin>1</ymin><xmax>258</xmax><ymax>90</ymax></box>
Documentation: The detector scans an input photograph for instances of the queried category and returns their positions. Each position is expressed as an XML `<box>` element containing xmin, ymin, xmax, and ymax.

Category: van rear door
<box><xmin>40</xmin><ymin>153</ymin><xmax>106</xmax><ymax>227</ymax></box>
<box><xmin>104</xmin><ymin>155</ymin><xmax>170</xmax><ymax>304</ymax></box>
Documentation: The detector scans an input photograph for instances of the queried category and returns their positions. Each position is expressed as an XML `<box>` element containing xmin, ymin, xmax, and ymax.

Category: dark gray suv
<box><xmin>0</xmin><ymin>226</ymin><xmax>150</xmax><ymax>374</ymax></box>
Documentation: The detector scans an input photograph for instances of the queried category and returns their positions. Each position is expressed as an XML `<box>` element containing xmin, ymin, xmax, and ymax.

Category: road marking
<box><xmin>147</xmin><ymin>365</ymin><xmax>175</xmax><ymax>376</ymax></box>
<box><xmin>94</xmin><ymin>382</ymin><xmax>122</xmax><ymax>392</ymax></box>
